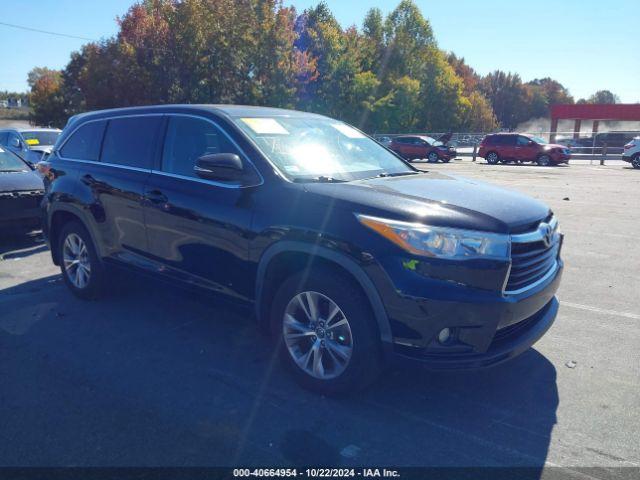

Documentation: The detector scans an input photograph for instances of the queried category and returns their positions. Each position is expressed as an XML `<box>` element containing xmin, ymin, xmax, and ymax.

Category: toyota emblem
<box><xmin>540</xmin><ymin>223</ymin><xmax>553</xmax><ymax>247</ymax></box>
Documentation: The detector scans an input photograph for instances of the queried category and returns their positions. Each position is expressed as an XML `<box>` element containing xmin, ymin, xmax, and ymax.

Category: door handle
<box><xmin>145</xmin><ymin>190</ymin><xmax>168</xmax><ymax>204</ymax></box>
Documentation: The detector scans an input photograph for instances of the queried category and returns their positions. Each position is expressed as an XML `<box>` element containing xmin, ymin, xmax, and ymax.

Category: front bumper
<box><xmin>622</xmin><ymin>154</ymin><xmax>632</xmax><ymax>163</ymax></box>
<box><xmin>550</xmin><ymin>152</ymin><xmax>571</xmax><ymax>163</ymax></box>
<box><xmin>369</xmin><ymin>257</ymin><xmax>563</xmax><ymax>370</ymax></box>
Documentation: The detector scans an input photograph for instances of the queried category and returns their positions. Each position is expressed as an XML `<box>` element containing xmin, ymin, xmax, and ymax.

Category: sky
<box><xmin>0</xmin><ymin>0</ymin><xmax>638</xmax><ymax>102</ymax></box>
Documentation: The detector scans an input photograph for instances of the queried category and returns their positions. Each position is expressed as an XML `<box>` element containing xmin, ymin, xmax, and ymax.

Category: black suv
<box><xmin>41</xmin><ymin>105</ymin><xmax>563</xmax><ymax>394</ymax></box>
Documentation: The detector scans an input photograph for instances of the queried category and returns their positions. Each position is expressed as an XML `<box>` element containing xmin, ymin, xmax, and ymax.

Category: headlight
<box><xmin>357</xmin><ymin>214</ymin><xmax>510</xmax><ymax>260</ymax></box>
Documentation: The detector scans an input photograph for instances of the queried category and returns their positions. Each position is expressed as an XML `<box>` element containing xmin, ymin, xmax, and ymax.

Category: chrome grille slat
<box><xmin>505</xmin><ymin>216</ymin><xmax>560</xmax><ymax>294</ymax></box>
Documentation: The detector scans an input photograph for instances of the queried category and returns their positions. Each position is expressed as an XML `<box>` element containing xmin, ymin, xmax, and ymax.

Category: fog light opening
<box><xmin>437</xmin><ymin>328</ymin><xmax>456</xmax><ymax>345</ymax></box>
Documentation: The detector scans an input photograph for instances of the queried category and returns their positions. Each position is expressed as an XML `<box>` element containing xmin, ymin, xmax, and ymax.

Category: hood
<box><xmin>0</xmin><ymin>169</ymin><xmax>45</xmax><ymax>192</ymax></box>
<box><xmin>29</xmin><ymin>145</ymin><xmax>53</xmax><ymax>153</ymax></box>
<box><xmin>436</xmin><ymin>132</ymin><xmax>453</xmax><ymax>145</ymax></box>
<box><xmin>304</xmin><ymin>172</ymin><xmax>549</xmax><ymax>233</ymax></box>
<box><xmin>545</xmin><ymin>143</ymin><xmax>568</xmax><ymax>150</ymax></box>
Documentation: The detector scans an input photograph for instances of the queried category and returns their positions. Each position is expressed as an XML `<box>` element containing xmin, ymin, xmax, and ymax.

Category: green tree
<box><xmin>581</xmin><ymin>90</ymin><xmax>620</xmax><ymax>104</ymax></box>
<box><xmin>28</xmin><ymin>67</ymin><xmax>66</xmax><ymax>127</ymax></box>
<box><xmin>479</xmin><ymin>71</ymin><xmax>530</xmax><ymax>129</ymax></box>
<box><xmin>460</xmin><ymin>91</ymin><xmax>498</xmax><ymax>132</ymax></box>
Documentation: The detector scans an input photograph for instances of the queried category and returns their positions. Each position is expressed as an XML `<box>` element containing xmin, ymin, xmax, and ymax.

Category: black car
<box><xmin>41</xmin><ymin>105</ymin><xmax>563</xmax><ymax>394</ymax></box>
<box><xmin>0</xmin><ymin>146</ymin><xmax>44</xmax><ymax>234</ymax></box>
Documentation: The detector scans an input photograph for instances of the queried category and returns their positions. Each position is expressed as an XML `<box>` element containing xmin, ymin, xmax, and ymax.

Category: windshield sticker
<box><xmin>241</xmin><ymin>118</ymin><xmax>289</xmax><ymax>135</ymax></box>
<box><xmin>25</xmin><ymin>138</ymin><xmax>40</xmax><ymax>146</ymax></box>
<box><xmin>330</xmin><ymin>123</ymin><xmax>365</xmax><ymax>139</ymax></box>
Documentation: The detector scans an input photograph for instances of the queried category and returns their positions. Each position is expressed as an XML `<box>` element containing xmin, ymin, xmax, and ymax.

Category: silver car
<box><xmin>0</xmin><ymin>127</ymin><xmax>62</xmax><ymax>165</ymax></box>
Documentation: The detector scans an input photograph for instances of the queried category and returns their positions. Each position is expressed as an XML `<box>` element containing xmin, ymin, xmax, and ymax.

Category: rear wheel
<box><xmin>271</xmin><ymin>267</ymin><xmax>382</xmax><ymax>394</ymax></box>
<box><xmin>632</xmin><ymin>155</ymin><xmax>640</xmax><ymax>169</ymax></box>
<box><xmin>58</xmin><ymin>221</ymin><xmax>106</xmax><ymax>299</ymax></box>
<box><xmin>537</xmin><ymin>154</ymin><xmax>551</xmax><ymax>166</ymax></box>
<box><xmin>486</xmin><ymin>151</ymin><xmax>500</xmax><ymax>164</ymax></box>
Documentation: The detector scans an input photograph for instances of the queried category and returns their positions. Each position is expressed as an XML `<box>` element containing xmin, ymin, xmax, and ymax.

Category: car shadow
<box><xmin>0</xmin><ymin>231</ymin><xmax>47</xmax><ymax>258</ymax></box>
<box><xmin>0</xmin><ymin>270</ymin><xmax>557</xmax><ymax>473</ymax></box>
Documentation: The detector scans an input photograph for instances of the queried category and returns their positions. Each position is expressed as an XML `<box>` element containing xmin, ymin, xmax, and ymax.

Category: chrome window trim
<box><xmin>56</xmin><ymin>113</ymin><xmax>165</xmax><ymax>162</ymax></box>
<box><xmin>56</xmin><ymin>111</ymin><xmax>263</xmax><ymax>189</ymax></box>
<box><xmin>503</xmin><ymin>260</ymin><xmax>559</xmax><ymax>296</ymax></box>
<box><xmin>149</xmin><ymin>169</ymin><xmax>247</xmax><ymax>188</ymax></box>
<box><xmin>52</xmin><ymin>157</ymin><xmax>151</xmax><ymax>174</ymax></box>
<box><xmin>511</xmin><ymin>216</ymin><xmax>558</xmax><ymax>244</ymax></box>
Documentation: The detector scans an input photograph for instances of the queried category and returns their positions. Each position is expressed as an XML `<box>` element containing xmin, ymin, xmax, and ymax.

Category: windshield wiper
<box><xmin>292</xmin><ymin>176</ymin><xmax>346</xmax><ymax>183</ymax></box>
<box><xmin>374</xmin><ymin>171</ymin><xmax>421</xmax><ymax>178</ymax></box>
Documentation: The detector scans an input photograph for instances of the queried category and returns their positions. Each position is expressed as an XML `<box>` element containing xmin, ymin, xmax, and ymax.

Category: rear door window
<box><xmin>101</xmin><ymin>116</ymin><xmax>163</xmax><ymax>169</ymax></box>
<box><xmin>60</xmin><ymin>121</ymin><xmax>106</xmax><ymax>161</ymax></box>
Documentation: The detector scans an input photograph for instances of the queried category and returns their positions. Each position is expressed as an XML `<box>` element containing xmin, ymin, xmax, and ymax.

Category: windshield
<box><xmin>21</xmin><ymin>130</ymin><xmax>61</xmax><ymax>147</ymax></box>
<box><xmin>531</xmin><ymin>136</ymin><xmax>548</xmax><ymax>145</ymax></box>
<box><xmin>0</xmin><ymin>147</ymin><xmax>29</xmax><ymax>172</ymax></box>
<box><xmin>234</xmin><ymin>117</ymin><xmax>414</xmax><ymax>181</ymax></box>
<box><xmin>421</xmin><ymin>136</ymin><xmax>442</xmax><ymax>146</ymax></box>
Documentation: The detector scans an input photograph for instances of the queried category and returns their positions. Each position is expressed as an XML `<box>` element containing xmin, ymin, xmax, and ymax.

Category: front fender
<box><xmin>255</xmin><ymin>240</ymin><xmax>394</xmax><ymax>347</ymax></box>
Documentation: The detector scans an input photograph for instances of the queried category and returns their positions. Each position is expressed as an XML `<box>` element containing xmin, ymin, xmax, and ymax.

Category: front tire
<box><xmin>427</xmin><ymin>152</ymin><xmax>439</xmax><ymax>163</ymax></box>
<box><xmin>270</xmin><ymin>267</ymin><xmax>382</xmax><ymax>394</ymax></box>
<box><xmin>486</xmin><ymin>151</ymin><xmax>500</xmax><ymax>164</ymax></box>
<box><xmin>632</xmin><ymin>155</ymin><xmax>640</xmax><ymax>169</ymax></box>
<box><xmin>58</xmin><ymin>221</ymin><xmax>106</xmax><ymax>299</ymax></box>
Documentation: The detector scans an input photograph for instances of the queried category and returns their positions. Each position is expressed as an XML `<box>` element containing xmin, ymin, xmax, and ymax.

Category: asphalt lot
<box><xmin>0</xmin><ymin>160</ymin><xmax>638</xmax><ymax>475</ymax></box>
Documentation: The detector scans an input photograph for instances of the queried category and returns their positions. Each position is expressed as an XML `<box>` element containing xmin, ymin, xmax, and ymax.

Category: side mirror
<box><xmin>194</xmin><ymin>153</ymin><xmax>244</xmax><ymax>181</ymax></box>
<box><xmin>10</xmin><ymin>138</ymin><xmax>21</xmax><ymax>149</ymax></box>
<box><xmin>528</xmin><ymin>140</ymin><xmax>535</xmax><ymax>146</ymax></box>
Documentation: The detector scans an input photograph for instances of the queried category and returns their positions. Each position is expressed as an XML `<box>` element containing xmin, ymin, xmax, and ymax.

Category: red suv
<box><xmin>389</xmin><ymin>135</ymin><xmax>457</xmax><ymax>163</ymax></box>
<box><xmin>478</xmin><ymin>134</ymin><xmax>571</xmax><ymax>166</ymax></box>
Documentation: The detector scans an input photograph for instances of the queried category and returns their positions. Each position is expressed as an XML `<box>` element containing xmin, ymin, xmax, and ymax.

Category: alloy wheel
<box><xmin>487</xmin><ymin>152</ymin><xmax>499</xmax><ymax>164</ymax></box>
<box><xmin>283</xmin><ymin>291</ymin><xmax>353</xmax><ymax>380</ymax></box>
<box><xmin>632</xmin><ymin>156</ymin><xmax>640</xmax><ymax>169</ymax></box>
<box><xmin>428</xmin><ymin>152</ymin><xmax>439</xmax><ymax>163</ymax></box>
<box><xmin>62</xmin><ymin>233</ymin><xmax>91</xmax><ymax>289</ymax></box>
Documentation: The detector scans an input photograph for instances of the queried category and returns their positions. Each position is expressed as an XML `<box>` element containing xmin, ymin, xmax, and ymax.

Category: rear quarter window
<box><xmin>60</xmin><ymin>121</ymin><xmax>106</xmax><ymax>161</ymax></box>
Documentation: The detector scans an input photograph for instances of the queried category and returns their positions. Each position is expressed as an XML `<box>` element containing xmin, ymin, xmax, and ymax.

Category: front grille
<box><xmin>505</xmin><ymin>218</ymin><xmax>560</xmax><ymax>293</ymax></box>
<box><xmin>0</xmin><ymin>190</ymin><xmax>44</xmax><ymax>220</ymax></box>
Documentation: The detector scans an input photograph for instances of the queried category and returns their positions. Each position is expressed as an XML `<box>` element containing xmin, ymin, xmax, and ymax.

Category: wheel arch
<box><xmin>255</xmin><ymin>241</ymin><xmax>393</xmax><ymax>345</ymax></box>
<box><xmin>48</xmin><ymin>205</ymin><xmax>101</xmax><ymax>266</ymax></box>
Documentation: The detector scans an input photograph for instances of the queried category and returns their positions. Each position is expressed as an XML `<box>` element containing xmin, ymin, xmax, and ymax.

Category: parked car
<box><xmin>0</xmin><ymin>127</ymin><xmax>62</xmax><ymax>166</ymax></box>
<box><xmin>566</xmin><ymin>132</ymin><xmax>637</xmax><ymax>154</ymax></box>
<box><xmin>479</xmin><ymin>133</ymin><xmax>571</xmax><ymax>166</ymax></box>
<box><xmin>622</xmin><ymin>137</ymin><xmax>640</xmax><ymax>169</ymax></box>
<box><xmin>389</xmin><ymin>135</ymin><xmax>457</xmax><ymax>162</ymax></box>
<box><xmin>41</xmin><ymin>105</ymin><xmax>563</xmax><ymax>394</ymax></box>
<box><xmin>376</xmin><ymin>136</ymin><xmax>392</xmax><ymax>147</ymax></box>
<box><xmin>0</xmin><ymin>146</ymin><xmax>45</xmax><ymax>234</ymax></box>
